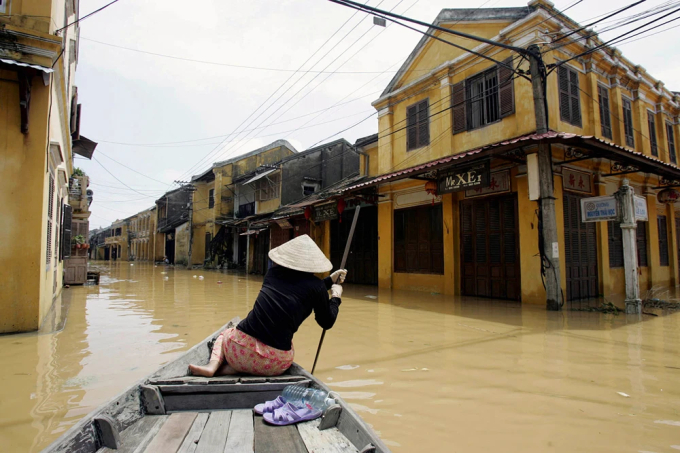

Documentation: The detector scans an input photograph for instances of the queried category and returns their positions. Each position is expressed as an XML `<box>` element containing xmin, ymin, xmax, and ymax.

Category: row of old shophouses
<box><xmin>94</xmin><ymin>0</ymin><xmax>680</xmax><ymax>310</ymax></box>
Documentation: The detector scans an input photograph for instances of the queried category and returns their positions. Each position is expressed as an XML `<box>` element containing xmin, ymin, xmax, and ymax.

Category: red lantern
<box><xmin>425</xmin><ymin>180</ymin><xmax>438</xmax><ymax>205</ymax></box>
<box><xmin>337</xmin><ymin>198</ymin><xmax>346</xmax><ymax>223</ymax></box>
<box><xmin>304</xmin><ymin>206</ymin><xmax>312</xmax><ymax>221</ymax></box>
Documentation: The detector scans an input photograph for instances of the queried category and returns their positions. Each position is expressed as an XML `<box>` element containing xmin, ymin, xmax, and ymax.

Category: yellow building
<box><xmin>128</xmin><ymin>207</ymin><xmax>156</xmax><ymax>261</ymax></box>
<box><xmin>104</xmin><ymin>220</ymin><xmax>129</xmax><ymax>261</ymax></box>
<box><xmin>0</xmin><ymin>0</ymin><xmax>96</xmax><ymax>333</ymax></box>
<box><xmin>338</xmin><ymin>0</ymin><xmax>680</xmax><ymax>307</ymax></box>
<box><xmin>189</xmin><ymin>140</ymin><xmax>297</xmax><ymax>268</ymax></box>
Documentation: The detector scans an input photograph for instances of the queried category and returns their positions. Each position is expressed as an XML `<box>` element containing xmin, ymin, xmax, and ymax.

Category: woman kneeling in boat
<box><xmin>189</xmin><ymin>234</ymin><xmax>346</xmax><ymax>377</ymax></box>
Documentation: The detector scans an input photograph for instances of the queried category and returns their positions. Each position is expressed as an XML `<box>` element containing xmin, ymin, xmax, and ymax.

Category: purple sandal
<box><xmin>253</xmin><ymin>396</ymin><xmax>287</xmax><ymax>415</ymax></box>
<box><xmin>263</xmin><ymin>402</ymin><xmax>322</xmax><ymax>426</ymax></box>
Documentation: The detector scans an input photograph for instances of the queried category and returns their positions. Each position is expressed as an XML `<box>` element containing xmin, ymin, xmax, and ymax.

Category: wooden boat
<box><xmin>43</xmin><ymin>318</ymin><xmax>390</xmax><ymax>453</ymax></box>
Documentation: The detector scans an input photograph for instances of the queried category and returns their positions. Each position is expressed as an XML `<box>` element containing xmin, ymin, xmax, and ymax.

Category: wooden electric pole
<box><xmin>528</xmin><ymin>44</ymin><xmax>562</xmax><ymax>311</ymax></box>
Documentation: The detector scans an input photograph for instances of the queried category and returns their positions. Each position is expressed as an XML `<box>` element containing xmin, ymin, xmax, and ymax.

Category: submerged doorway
<box><xmin>460</xmin><ymin>194</ymin><xmax>520</xmax><ymax>300</ymax></box>
<box><xmin>563</xmin><ymin>192</ymin><xmax>599</xmax><ymax>302</ymax></box>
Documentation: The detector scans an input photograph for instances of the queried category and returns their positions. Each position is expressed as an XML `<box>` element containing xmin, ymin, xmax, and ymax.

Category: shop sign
<box><xmin>438</xmin><ymin>161</ymin><xmax>490</xmax><ymax>194</ymax></box>
<box><xmin>580</xmin><ymin>195</ymin><xmax>618</xmax><ymax>222</ymax></box>
<box><xmin>275</xmin><ymin>218</ymin><xmax>293</xmax><ymax>229</ymax></box>
<box><xmin>658</xmin><ymin>188</ymin><xmax>680</xmax><ymax>204</ymax></box>
<box><xmin>563</xmin><ymin>168</ymin><xmax>592</xmax><ymax>194</ymax></box>
<box><xmin>313</xmin><ymin>202</ymin><xmax>338</xmax><ymax>222</ymax></box>
<box><xmin>634</xmin><ymin>195</ymin><xmax>648</xmax><ymax>221</ymax></box>
<box><xmin>465</xmin><ymin>170</ymin><xmax>511</xmax><ymax>198</ymax></box>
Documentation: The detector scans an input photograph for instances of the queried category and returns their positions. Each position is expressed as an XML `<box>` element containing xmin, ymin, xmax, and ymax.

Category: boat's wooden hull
<box><xmin>42</xmin><ymin>318</ymin><xmax>390</xmax><ymax>453</ymax></box>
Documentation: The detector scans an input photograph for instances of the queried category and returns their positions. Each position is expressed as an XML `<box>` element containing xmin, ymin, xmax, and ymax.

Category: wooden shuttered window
<box><xmin>658</xmin><ymin>215</ymin><xmax>669</xmax><ymax>266</ymax></box>
<box><xmin>205</xmin><ymin>232</ymin><xmax>212</xmax><ymax>260</ymax></box>
<box><xmin>394</xmin><ymin>204</ymin><xmax>444</xmax><ymax>274</ymax></box>
<box><xmin>558</xmin><ymin>65</ymin><xmax>582</xmax><ymax>127</ymax></box>
<box><xmin>406</xmin><ymin>99</ymin><xmax>430</xmax><ymax>151</ymax></box>
<box><xmin>47</xmin><ymin>174</ymin><xmax>55</xmax><ymax>266</ymax></box>
<box><xmin>62</xmin><ymin>204</ymin><xmax>73</xmax><ymax>260</ymax></box>
<box><xmin>667</xmin><ymin>122</ymin><xmax>677</xmax><ymax>164</ymax></box>
<box><xmin>622</xmin><ymin>98</ymin><xmax>635</xmax><ymax>148</ymax></box>
<box><xmin>608</xmin><ymin>221</ymin><xmax>648</xmax><ymax>268</ymax></box>
<box><xmin>452</xmin><ymin>58</ymin><xmax>514</xmax><ymax>135</ymax></box>
<box><xmin>648</xmin><ymin>111</ymin><xmax>658</xmax><ymax>157</ymax></box>
<box><xmin>208</xmin><ymin>189</ymin><xmax>215</xmax><ymax>209</ymax></box>
<box><xmin>598</xmin><ymin>85</ymin><xmax>612</xmax><ymax>139</ymax></box>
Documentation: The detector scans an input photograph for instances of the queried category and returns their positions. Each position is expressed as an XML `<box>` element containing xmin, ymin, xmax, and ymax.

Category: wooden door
<box><xmin>331</xmin><ymin>206</ymin><xmax>378</xmax><ymax>285</ymax></box>
<box><xmin>676</xmin><ymin>218</ymin><xmax>680</xmax><ymax>275</ymax></box>
<box><xmin>460</xmin><ymin>194</ymin><xmax>520</xmax><ymax>300</ymax></box>
<box><xmin>563</xmin><ymin>192</ymin><xmax>599</xmax><ymax>301</ymax></box>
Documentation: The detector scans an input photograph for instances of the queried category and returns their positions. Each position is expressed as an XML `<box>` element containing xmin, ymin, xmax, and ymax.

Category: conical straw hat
<box><xmin>268</xmin><ymin>234</ymin><xmax>332</xmax><ymax>273</ymax></box>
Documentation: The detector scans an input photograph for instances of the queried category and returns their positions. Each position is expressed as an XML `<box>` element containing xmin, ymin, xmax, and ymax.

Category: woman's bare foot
<box><xmin>188</xmin><ymin>359</ymin><xmax>221</xmax><ymax>377</ymax></box>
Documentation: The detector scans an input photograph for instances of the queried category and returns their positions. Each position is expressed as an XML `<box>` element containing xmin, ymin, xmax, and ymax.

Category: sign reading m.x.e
<box><xmin>438</xmin><ymin>161</ymin><xmax>490</xmax><ymax>194</ymax></box>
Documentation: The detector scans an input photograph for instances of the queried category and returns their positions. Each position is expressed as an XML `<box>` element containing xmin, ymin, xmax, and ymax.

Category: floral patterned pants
<box><xmin>210</xmin><ymin>328</ymin><xmax>294</xmax><ymax>376</ymax></box>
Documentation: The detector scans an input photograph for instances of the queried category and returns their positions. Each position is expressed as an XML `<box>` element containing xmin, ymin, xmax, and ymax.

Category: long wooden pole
<box><xmin>311</xmin><ymin>206</ymin><xmax>361</xmax><ymax>375</ymax></box>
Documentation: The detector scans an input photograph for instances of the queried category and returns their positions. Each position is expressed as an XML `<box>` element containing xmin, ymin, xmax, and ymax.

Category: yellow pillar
<box><xmin>377</xmin><ymin>194</ymin><xmax>393</xmax><ymax>289</ymax></box>
<box><xmin>645</xmin><ymin>193</ymin><xmax>659</xmax><ymax>291</ymax></box>
<box><xmin>516</xmin><ymin>171</ymin><xmax>544</xmax><ymax>304</ymax></box>
<box><xmin>442</xmin><ymin>193</ymin><xmax>455</xmax><ymax>296</ymax></box>
<box><xmin>610</xmin><ymin>83</ymin><xmax>624</xmax><ymax>147</ymax></box>
<box><xmin>633</xmin><ymin>93</ymin><xmax>651</xmax><ymax>155</ymax></box>
<box><xmin>595</xmin><ymin>175</ymin><xmax>612</xmax><ymax>296</ymax></box>
<box><xmin>554</xmin><ymin>175</ymin><xmax>568</xmax><ymax>294</ymax></box>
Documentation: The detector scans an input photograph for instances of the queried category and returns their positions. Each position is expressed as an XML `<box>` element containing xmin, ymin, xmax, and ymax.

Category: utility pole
<box><xmin>528</xmin><ymin>44</ymin><xmax>562</xmax><ymax>311</ymax></box>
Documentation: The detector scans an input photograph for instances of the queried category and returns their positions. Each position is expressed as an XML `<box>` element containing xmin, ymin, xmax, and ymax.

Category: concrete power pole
<box><xmin>528</xmin><ymin>44</ymin><xmax>562</xmax><ymax>311</ymax></box>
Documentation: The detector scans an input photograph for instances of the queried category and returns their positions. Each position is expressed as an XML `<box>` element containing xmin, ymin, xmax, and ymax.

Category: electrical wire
<box><xmin>55</xmin><ymin>0</ymin><xmax>120</xmax><ymax>34</ymax></box>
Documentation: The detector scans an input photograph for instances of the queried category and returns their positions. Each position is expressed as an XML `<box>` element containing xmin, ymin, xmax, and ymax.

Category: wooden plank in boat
<box><xmin>158</xmin><ymin>380</ymin><xmax>311</xmax><ymax>394</ymax></box>
<box><xmin>99</xmin><ymin>415</ymin><xmax>167</xmax><ymax>453</ymax></box>
<box><xmin>298</xmin><ymin>419</ymin><xmax>359</xmax><ymax>453</ymax></box>
<box><xmin>148</xmin><ymin>375</ymin><xmax>306</xmax><ymax>386</ymax></box>
<box><xmin>253</xmin><ymin>416</ymin><xmax>308</xmax><ymax>453</ymax></box>
<box><xmin>336</xmin><ymin>411</ymin><xmax>377</xmax><ymax>453</ymax></box>
<box><xmin>164</xmin><ymin>390</ymin><xmax>283</xmax><ymax>412</ymax></box>
<box><xmin>224</xmin><ymin>410</ymin><xmax>254</xmax><ymax>453</ymax></box>
<box><xmin>177</xmin><ymin>413</ymin><xmax>209</xmax><ymax>453</ymax></box>
<box><xmin>195</xmin><ymin>411</ymin><xmax>231</xmax><ymax>453</ymax></box>
<box><xmin>143</xmin><ymin>412</ymin><xmax>198</xmax><ymax>453</ymax></box>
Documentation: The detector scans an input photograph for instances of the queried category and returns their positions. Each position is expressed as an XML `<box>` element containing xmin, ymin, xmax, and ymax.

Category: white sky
<box><xmin>74</xmin><ymin>0</ymin><xmax>680</xmax><ymax>229</ymax></box>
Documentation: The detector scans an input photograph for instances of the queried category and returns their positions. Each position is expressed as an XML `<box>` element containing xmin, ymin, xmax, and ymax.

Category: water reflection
<box><xmin>0</xmin><ymin>261</ymin><xmax>678</xmax><ymax>452</ymax></box>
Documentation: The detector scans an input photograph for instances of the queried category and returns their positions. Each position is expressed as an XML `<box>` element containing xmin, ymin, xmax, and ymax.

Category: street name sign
<box><xmin>634</xmin><ymin>195</ymin><xmax>648</xmax><ymax>221</ymax></box>
<box><xmin>581</xmin><ymin>195</ymin><xmax>617</xmax><ymax>222</ymax></box>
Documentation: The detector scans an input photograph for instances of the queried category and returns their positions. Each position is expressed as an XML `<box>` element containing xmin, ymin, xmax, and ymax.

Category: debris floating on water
<box><xmin>193</xmin><ymin>275</ymin><xmax>197</xmax><ymax>278</ymax></box>
<box><xmin>421</xmin><ymin>368</ymin><xmax>429</xmax><ymax>371</ymax></box>
<box><xmin>617</xmin><ymin>392</ymin><xmax>630</xmax><ymax>398</ymax></box>
<box><xmin>217</xmin><ymin>281</ymin><xmax>223</xmax><ymax>284</ymax></box>
<box><xmin>198</xmin><ymin>276</ymin><xmax>204</xmax><ymax>280</ymax></box>
<box><xmin>365</xmin><ymin>295</ymin><xmax>377</xmax><ymax>299</ymax></box>
<box><xmin>163</xmin><ymin>277</ymin><xmax>169</xmax><ymax>281</ymax></box>
<box><xmin>160</xmin><ymin>272</ymin><xmax>167</xmax><ymax>275</ymax></box>
<box><xmin>401</xmin><ymin>368</ymin><xmax>418</xmax><ymax>372</ymax></box>
<box><xmin>130</xmin><ymin>264</ymin><xmax>134</xmax><ymax>266</ymax></box>
<box><xmin>336</xmin><ymin>365</ymin><xmax>360</xmax><ymax>370</ymax></box>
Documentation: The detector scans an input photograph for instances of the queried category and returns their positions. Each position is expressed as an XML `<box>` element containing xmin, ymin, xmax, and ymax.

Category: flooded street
<box><xmin>1</xmin><ymin>262</ymin><xmax>680</xmax><ymax>452</ymax></box>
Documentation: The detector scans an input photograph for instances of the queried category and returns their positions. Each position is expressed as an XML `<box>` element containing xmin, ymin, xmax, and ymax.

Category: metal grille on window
<box><xmin>622</xmin><ymin>98</ymin><xmax>635</xmax><ymax>148</ymax></box>
<box><xmin>598</xmin><ymin>85</ymin><xmax>612</xmax><ymax>139</ymax></box>
<box><xmin>558</xmin><ymin>66</ymin><xmax>582</xmax><ymax>127</ymax></box>
<box><xmin>467</xmin><ymin>68</ymin><xmax>499</xmax><ymax>130</ymax></box>
<box><xmin>658</xmin><ymin>215</ymin><xmax>669</xmax><ymax>266</ymax></box>
<box><xmin>648</xmin><ymin>112</ymin><xmax>658</xmax><ymax>157</ymax></box>
<box><xmin>666</xmin><ymin>122</ymin><xmax>677</xmax><ymax>164</ymax></box>
<box><xmin>208</xmin><ymin>189</ymin><xmax>215</xmax><ymax>209</ymax></box>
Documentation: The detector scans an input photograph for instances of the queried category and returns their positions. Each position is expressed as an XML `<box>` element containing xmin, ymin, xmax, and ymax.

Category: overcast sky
<box><xmin>74</xmin><ymin>0</ymin><xmax>680</xmax><ymax>229</ymax></box>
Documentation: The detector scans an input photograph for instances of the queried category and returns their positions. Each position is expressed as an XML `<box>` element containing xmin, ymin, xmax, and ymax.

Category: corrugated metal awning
<box><xmin>243</xmin><ymin>168</ymin><xmax>276</xmax><ymax>185</ymax></box>
<box><xmin>0</xmin><ymin>58</ymin><xmax>54</xmax><ymax>74</ymax></box>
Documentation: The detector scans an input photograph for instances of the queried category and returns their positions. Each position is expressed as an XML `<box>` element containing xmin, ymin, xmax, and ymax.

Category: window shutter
<box><xmin>498</xmin><ymin>58</ymin><xmax>515</xmax><ymax>118</ymax></box>
<box><xmin>70</xmin><ymin>87</ymin><xmax>78</xmax><ymax>135</ymax></box>
<box><xmin>417</xmin><ymin>100</ymin><xmax>430</xmax><ymax>147</ymax></box>
<box><xmin>667</xmin><ymin>123</ymin><xmax>677</xmax><ymax>164</ymax></box>
<box><xmin>637</xmin><ymin>221</ymin><xmax>647</xmax><ymax>266</ymax></box>
<box><xmin>648</xmin><ymin>112</ymin><xmax>658</xmax><ymax>157</ymax></box>
<box><xmin>569</xmin><ymin>69</ymin><xmax>582</xmax><ymax>127</ymax></box>
<box><xmin>658</xmin><ymin>215</ymin><xmax>669</xmax><ymax>266</ymax></box>
<box><xmin>62</xmin><ymin>204</ymin><xmax>72</xmax><ymax>259</ymax></box>
<box><xmin>406</xmin><ymin>104</ymin><xmax>418</xmax><ymax>150</ymax></box>
<box><xmin>608</xmin><ymin>221</ymin><xmax>623</xmax><ymax>268</ymax></box>
<box><xmin>622</xmin><ymin>99</ymin><xmax>635</xmax><ymax>148</ymax></box>
<box><xmin>598</xmin><ymin>85</ymin><xmax>612</xmax><ymax>139</ymax></box>
<box><xmin>451</xmin><ymin>81</ymin><xmax>466</xmax><ymax>134</ymax></box>
<box><xmin>558</xmin><ymin>66</ymin><xmax>571</xmax><ymax>123</ymax></box>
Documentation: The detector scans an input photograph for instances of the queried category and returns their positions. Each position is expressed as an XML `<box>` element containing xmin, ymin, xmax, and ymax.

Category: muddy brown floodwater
<box><xmin>1</xmin><ymin>262</ymin><xmax>680</xmax><ymax>452</ymax></box>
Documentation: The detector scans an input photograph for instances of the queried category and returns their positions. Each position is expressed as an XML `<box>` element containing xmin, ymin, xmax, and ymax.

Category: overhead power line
<box><xmin>80</xmin><ymin>37</ymin><xmax>400</xmax><ymax>74</ymax></box>
<box><xmin>56</xmin><ymin>0</ymin><xmax>121</xmax><ymax>34</ymax></box>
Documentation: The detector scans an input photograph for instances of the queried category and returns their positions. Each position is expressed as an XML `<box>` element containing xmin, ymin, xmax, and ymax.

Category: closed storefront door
<box><xmin>252</xmin><ymin>231</ymin><xmax>270</xmax><ymax>275</ymax></box>
<box><xmin>460</xmin><ymin>194</ymin><xmax>520</xmax><ymax>300</ymax></box>
<box><xmin>331</xmin><ymin>206</ymin><xmax>378</xmax><ymax>285</ymax></box>
<box><xmin>563</xmin><ymin>192</ymin><xmax>598</xmax><ymax>302</ymax></box>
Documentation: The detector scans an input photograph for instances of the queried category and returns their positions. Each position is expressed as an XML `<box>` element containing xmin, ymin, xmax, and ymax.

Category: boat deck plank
<box><xmin>298</xmin><ymin>419</ymin><xmax>359</xmax><ymax>453</ymax></box>
<box><xmin>143</xmin><ymin>412</ymin><xmax>198</xmax><ymax>453</ymax></box>
<box><xmin>224</xmin><ymin>410</ymin><xmax>255</xmax><ymax>453</ymax></box>
<box><xmin>253</xmin><ymin>416</ymin><xmax>308</xmax><ymax>453</ymax></box>
<box><xmin>98</xmin><ymin>415</ymin><xmax>167</xmax><ymax>453</ymax></box>
<box><xmin>195</xmin><ymin>411</ymin><xmax>232</xmax><ymax>453</ymax></box>
<box><xmin>177</xmin><ymin>413</ymin><xmax>210</xmax><ymax>453</ymax></box>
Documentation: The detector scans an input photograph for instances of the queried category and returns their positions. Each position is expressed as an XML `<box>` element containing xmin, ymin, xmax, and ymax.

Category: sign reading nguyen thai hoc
<box><xmin>438</xmin><ymin>161</ymin><xmax>490</xmax><ymax>194</ymax></box>
<box><xmin>634</xmin><ymin>195</ymin><xmax>648</xmax><ymax>221</ymax></box>
<box><xmin>581</xmin><ymin>195</ymin><xmax>618</xmax><ymax>222</ymax></box>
